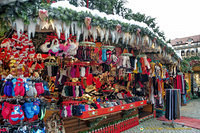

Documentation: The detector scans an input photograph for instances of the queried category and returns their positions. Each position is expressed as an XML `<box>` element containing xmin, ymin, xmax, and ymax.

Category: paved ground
<box><xmin>123</xmin><ymin>99</ymin><xmax>200</xmax><ymax>133</ymax></box>
<box><xmin>181</xmin><ymin>99</ymin><xmax>200</xmax><ymax>119</ymax></box>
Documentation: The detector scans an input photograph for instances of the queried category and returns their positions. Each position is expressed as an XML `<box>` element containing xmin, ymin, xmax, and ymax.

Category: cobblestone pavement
<box><xmin>180</xmin><ymin>99</ymin><xmax>200</xmax><ymax>119</ymax></box>
<box><xmin>123</xmin><ymin>99</ymin><xmax>200</xmax><ymax>133</ymax></box>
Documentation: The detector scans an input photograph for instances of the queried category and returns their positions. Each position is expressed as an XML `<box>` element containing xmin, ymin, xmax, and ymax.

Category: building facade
<box><xmin>171</xmin><ymin>35</ymin><xmax>200</xmax><ymax>97</ymax></box>
<box><xmin>171</xmin><ymin>35</ymin><xmax>200</xmax><ymax>58</ymax></box>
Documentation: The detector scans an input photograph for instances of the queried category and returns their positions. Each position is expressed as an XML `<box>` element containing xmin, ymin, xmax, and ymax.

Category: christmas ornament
<box><xmin>39</xmin><ymin>9</ymin><xmax>49</xmax><ymax>29</ymax></box>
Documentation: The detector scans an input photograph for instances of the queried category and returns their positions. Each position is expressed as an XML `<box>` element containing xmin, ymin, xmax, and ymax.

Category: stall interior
<box><xmin>0</xmin><ymin>1</ymin><xmax>183</xmax><ymax>133</ymax></box>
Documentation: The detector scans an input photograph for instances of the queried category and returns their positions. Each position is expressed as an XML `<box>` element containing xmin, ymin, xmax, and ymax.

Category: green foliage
<box><xmin>185</xmin><ymin>56</ymin><xmax>200</xmax><ymax>62</ymax></box>
<box><xmin>68</xmin><ymin>0</ymin><xmax>164</xmax><ymax>40</ymax></box>
<box><xmin>180</xmin><ymin>59</ymin><xmax>193</xmax><ymax>73</ymax></box>
<box><xmin>0</xmin><ymin>0</ymin><xmax>178</xmax><ymax>60</ymax></box>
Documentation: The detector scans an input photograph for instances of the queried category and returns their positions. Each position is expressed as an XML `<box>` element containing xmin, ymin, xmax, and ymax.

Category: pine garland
<box><xmin>180</xmin><ymin>59</ymin><xmax>193</xmax><ymax>73</ymax></box>
<box><xmin>0</xmin><ymin>0</ymin><xmax>179</xmax><ymax>60</ymax></box>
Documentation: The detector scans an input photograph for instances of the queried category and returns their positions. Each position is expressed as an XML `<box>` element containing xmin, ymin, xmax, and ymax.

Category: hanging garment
<box><xmin>35</xmin><ymin>82</ymin><xmax>44</xmax><ymax>96</ymax></box>
<box><xmin>129</xmin><ymin>56</ymin><xmax>136</xmax><ymax>68</ymax></box>
<box><xmin>58</xmin><ymin>69</ymin><xmax>67</xmax><ymax>85</ymax></box>
<box><xmin>80</xmin><ymin>67</ymin><xmax>86</xmax><ymax>77</ymax></box>
<box><xmin>46</xmin><ymin>65</ymin><xmax>58</xmax><ymax>77</ymax></box>
<box><xmin>14</xmin><ymin>78</ymin><xmax>25</xmax><ymax>96</ymax></box>
<box><xmin>152</xmin><ymin>77</ymin><xmax>158</xmax><ymax>95</ymax></box>
<box><xmin>176</xmin><ymin>74</ymin><xmax>186</xmax><ymax>94</ymax></box>
<box><xmin>26</xmin><ymin>81</ymin><xmax>37</xmax><ymax>97</ymax></box>
<box><xmin>165</xmin><ymin>89</ymin><xmax>181</xmax><ymax>120</ymax></box>
<box><xmin>4</xmin><ymin>80</ymin><xmax>13</xmax><ymax>96</ymax></box>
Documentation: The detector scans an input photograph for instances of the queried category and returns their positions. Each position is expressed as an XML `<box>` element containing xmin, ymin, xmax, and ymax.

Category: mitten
<box><xmin>35</xmin><ymin>83</ymin><xmax>44</xmax><ymax>96</ymax></box>
<box><xmin>1</xmin><ymin>102</ymin><xmax>12</xmax><ymax>119</ymax></box>
<box><xmin>27</xmin><ymin>81</ymin><xmax>37</xmax><ymax>97</ymax></box>
<box><xmin>18</xmin><ymin>105</ymin><xmax>24</xmax><ymax>120</ymax></box>
<box><xmin>9</xmin><ymin>105</ymin><xmax>20</xmax><ymax>122</ymax></box>
<box><xmin>22</xmin><ymin>102</ymin><xmax>34</xmax><ymax>119</ymax></box>
<box><xmin>24</xmin><ymin>82</ymin><xmax>29</xmax><ymax>91</ymax></box>
<box><xmin>33</xmin><ymin>100</ymin><xmax>40</xmax><ymax>115</ymax></box>
<box><xmin>66</xmin><ymin>105</ymin><xmax>72</xmax><ymax>117</ymax></box>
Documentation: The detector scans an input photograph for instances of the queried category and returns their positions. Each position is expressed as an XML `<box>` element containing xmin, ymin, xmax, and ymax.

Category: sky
<box><xmin>126</xmin><ymin>0</ymin><xmax>200</xmax><ymax>40</ymax></box>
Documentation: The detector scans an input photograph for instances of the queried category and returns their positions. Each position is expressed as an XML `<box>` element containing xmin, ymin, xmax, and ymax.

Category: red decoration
<box><xmin>153</xmin><ymin>37</ymin><xmax>157</xmax><ymax>43</ymax></box>
<box><xmin>116</xmin><ymin>24</ymin><xmax>122</xmax><ymax>33</ymax></box>
<box><xmin>77</xmin><ymin>100</ymin><xmax>147</xmax><ymax>119</ymax></box>
<box><xmin>39</xmin><ymin>9</ymin><xmax>48</xmax><ymax>22</ymax></box>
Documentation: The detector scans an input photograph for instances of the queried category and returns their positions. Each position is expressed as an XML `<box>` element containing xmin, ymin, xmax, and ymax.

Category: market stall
<box><xmin>0</xmin><ymin>0</ymin><xmax>184</xmax><ymax>133</ymax></box>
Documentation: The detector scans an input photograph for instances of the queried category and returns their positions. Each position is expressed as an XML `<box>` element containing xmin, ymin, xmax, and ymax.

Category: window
<box><xmin>191</xmin><ymin>50</ymin><xmax>195</xmax><ymax>55</ymax></box>
<box><xmin>181</xmin><ymin>50</ymin><xmax>185</xmax><ymax>56</ymax></box>
<box><xmin>186</xmin><ymin>50</ymin><xmax>190</xmax><ymax>56</ymax></box>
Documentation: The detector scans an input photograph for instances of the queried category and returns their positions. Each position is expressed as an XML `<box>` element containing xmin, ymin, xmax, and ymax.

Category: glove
<box><xmin>22</xmin><ymin>102</ymin><xmax>34</xmax><ymax>119</ymax></box>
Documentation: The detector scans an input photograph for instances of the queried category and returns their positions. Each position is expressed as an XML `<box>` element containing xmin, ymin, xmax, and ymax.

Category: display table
<box><xmin>77</xmin><ymin>100</ymin><xmax>147</xmax><ymax>119</ymax></box>
<box><xmin>43</xmin><ymin>101</ymin><xmax>153</xmax><ymax>133</ymax></box>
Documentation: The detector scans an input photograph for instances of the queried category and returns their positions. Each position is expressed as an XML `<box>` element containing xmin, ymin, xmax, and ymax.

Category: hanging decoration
<box><xmin>63</xmin><ymin>22</ymin><xmax>70</xmax><ymax>41</ymax></box>
<box><xmin>83</xmin><ymin>26</ymin><xmax>89</xmax><ymax>41</ymax></box>
<box><xmin>142</xmin><ymin>35</ymin><xmax>149</xmax><ymax>46</ymax></box>
<box><xmin>76</xmin><ymin>25</ymin><xmax>82</xmax><ymax>42</ymax></box>
<box><xmin>105</xmin><ymin>30</ymin><xmax>109</xmax><ymax>43</ymax></box>
<box><xmin>97</xmin><ymin>27</ymin><xmax>105</xmax><ymax>42</ymax></box>
<box><xmin>152</xmin><ymin>37</ymin><xmax>157</xmax><ymax>49</ymax></box>
<box><xmin>84</xmin><ymin>17</ymin><xmax>91</xmax><ymax>30</ymax></box>
<box><xmin>39</xmin><ymin>9</ymin><xmax>49</xmax><ymax>29</ymax></box>
<box><xmin>27</xmin><ymin>19</ymin><xmax>37</xmax><ymax>40</ymax></box>
<box><xmin>115</xmin><ymin>24</ymin><xmax>122</xmax><ymax>44</ymax></box>
<box><xmin>71</xmin><ymin>21</ymin><xmax>77</xmax><ymax>36</ymax></box>
<box><xmin>124</xmin><ymin>33</ymin><xmax>131</xmax><ymax>45</ymax></box>
<box><xmin>91</xmin><ymin>26</ymin><xmax>97</xmax><ymax>42</ymax></box>
<box><xmin>116</xmin><ymin>24</ymin><xmax>122</xmax><ymax>33</ymax></box>
<box><xmin>136</xmin><ymin>28</ymin><xmax>141</xmax><ymax>45</ymax></box>
<box><xmin>111</xmin><ymin>30</ymin><xmax>116</xmax><ymax>43</ymax></box>
<box><xmin>130</xmin><ymin>33</ymin><xmax>136</xmax><ymax>46</ymax></box>
<box><xmin>0</xmin><ymin>0</ymin><xmax>180</xmax><ymax>60</ymax></box>
<box><xmin>12</xmin><ymin>19</ymin><xmax>24</xmax><ymax>38</ymax></box>
<box><xmin>53</xmin><ymin>20</ymin><xmax>62</xmax><ymax>39</ymax></box>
